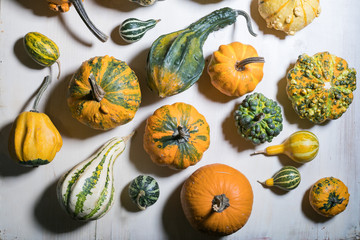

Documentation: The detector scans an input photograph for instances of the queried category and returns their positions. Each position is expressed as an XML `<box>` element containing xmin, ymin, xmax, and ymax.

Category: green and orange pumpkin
<box><xmin>67</xmin><ymin>55</ymin><xmax>141</xmax><ymax>130</ymax></box>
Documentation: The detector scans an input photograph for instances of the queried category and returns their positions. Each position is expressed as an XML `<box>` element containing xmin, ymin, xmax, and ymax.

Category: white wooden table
<box><xmin>1</xmin><ymin>0</ymin><xmax>359</xmax><ymax>239</ymax></box>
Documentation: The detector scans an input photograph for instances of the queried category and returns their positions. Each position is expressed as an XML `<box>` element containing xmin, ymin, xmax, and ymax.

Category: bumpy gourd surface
<box><xmin>287</xmin><ymin>52</ymin><xmax>356</xmax><ymax>124</ymax></box>
<box><xmin>234</xmin><ymin>92</ymin><xmax>283</xmax><ymax>145</ymax></box>
<box><xmin>258</xmin><ymin>0</ymin><xmax>321</xmax><ymax>35</ymax></box>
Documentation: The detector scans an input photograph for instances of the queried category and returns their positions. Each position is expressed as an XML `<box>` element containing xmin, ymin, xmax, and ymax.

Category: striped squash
<box><xmin>67</xmin><ymin>55</ymin><xmax>141</xmax><ymax>130</ymax></box>
<box><xmin>119</xmin><ymin>18</ymin><xmax>160</xmax><ymax>43</ymax></box>
<box><xmin>57</xmin><ymin>132</ymin><xmax>133</xmax><ymax>221</ymax></box>
<box><xmin>254</xmin><ymin>131</ymin><xmax>319</xmax><ymax>163</ymax></box>
<box><xmin>259</xmin><ymin>166</ymin><xmax>301</xmax><ymax>191</ymax></box>
<box><xmin>128</xmin><ymin>175</ymin><xmax>160</xmax><ymax>210</ymax></box>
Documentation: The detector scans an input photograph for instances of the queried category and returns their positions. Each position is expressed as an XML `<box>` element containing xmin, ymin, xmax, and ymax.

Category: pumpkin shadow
<box><xmin>34</xmin><ymin>178</ymin><xmax>89</xmax><ymax>233</ymax></box>
<box><xmin>0</xmin><ymin>122</ymin><xmax>35</xmax><ymax>176</ymax></box>
<box><xmin>222</xmin><ymin>102</ymin><xmax>256</xmax><ymax>153</ymax></box>
<box><xmin>128</xmin><ymin>47</ymin><xmax>162</xmax><ymax>107</ymax></box>
<box><xmin>257</xmin><ymin>181</ymin><xmax>289</xmax><ymax>196</ymax></box>
<box><xmin>13</xmin><ymin>38</ymin><xmax>44</xmax><ymax>70</ymax></box>
<box><xmin>190</xmin><ymin>0</ymin><xmax>222</xmax><ymax>4</ymax></box>
<box><xmin>197</xmin><ymin>55</ymin><xmax>237</xmax><ymax>103</ymax></box>
<box><xmin>162</xmin><ymin>182</ymin><xmax>221</xmax><ymax>240</ymax></box>
<box><xmin>93</xmin><ymin>0</ymin><xmax>138</xmax><ymax>12</ymax></box>
<box><xmin>44</xmin><ymin>73</ymin><xmax>107</xmax><ymax>139</ymax></box>
<box><xmin>120</xmin><ymin>180</ymin><xmax>142</xmax><ymax>212</ymax></box>
<box><xmin>128</xmin><ymin>118</ymin><xmax>178</xmax><ymax>178</ymax></box>
<box><xmin>250</xmin><ymin>0</ymin><xmax>287</xmax><ymax>39</ymax></box>
<box><xmin>301</xmin><ymin>187</ymin><xmax>332</xmax><ymax>223</ymax></box>
<box><xmin>14</xmin><ymin>0</ymin><xmax>57</xmax><ymax>17</ymax></box>
<box><xmin>58</xmin><ymin>14</ymin><xmax>93</xmax><ymax>47</ymax></box>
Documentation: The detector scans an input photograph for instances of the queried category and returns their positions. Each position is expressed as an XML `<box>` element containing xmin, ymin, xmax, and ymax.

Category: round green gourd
<box><xmin>258</xmin><ymin>166</ymin><xmax>301</xmax><ymax>191</ymax></box>
<box><xmin>119</xmin><ymin>18</ymin><xmax>160</xmax><ymax>43</ymax></box>
<box><xmin>24</xmin><ymin>32</ymin><xmax>61</xmax><ymax>79</ymax></box>
<box><xmin>129</xmin><ymin>175</ymin><xmax>160</xmax><ymax>210</ymax></box>
<box><xmin>234</xmin><ymin>92</ymin><xmax>283</xmax><ymax>145</ymax></box>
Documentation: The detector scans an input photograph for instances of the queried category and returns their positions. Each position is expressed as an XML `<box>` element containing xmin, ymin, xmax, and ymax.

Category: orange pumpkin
<box><xmin>207</xmin><ymin>42</ymin><xmax>264</xmax><ymax>97</ymax></box>
<box><xmin>143</xmin><ymin>102</ymin><xmax>210</xmax><ymax>170</ymax></box>
<box><xmin>181</xmin><ymin>163</ymin><xmax>253</xmax><ymax>235</ymax></box>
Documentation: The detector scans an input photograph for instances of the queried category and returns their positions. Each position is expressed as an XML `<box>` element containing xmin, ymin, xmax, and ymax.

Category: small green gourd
<box><xmin>258</xmin><ymin>166</ymin><xmax>301</xmax><ymax>191</ymax></box>
<box><xmin>119</xmin><ymin>18</ymin><xmax>160</xmax><ymax>43</ymax></box>
<box><xmin>128</xmin><ymin>175</ymin><xmax>160</xmax><ymax>210</ymax></box>
<box><xmin>24</xmin><ymin>32</ymin><xmax>61</xmax><ymax>79</ymax></box>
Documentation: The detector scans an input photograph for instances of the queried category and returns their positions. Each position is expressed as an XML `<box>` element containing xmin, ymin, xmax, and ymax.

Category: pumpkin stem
<box><xmin>69</xmin><ymin>0</ymin><xmax>109</xmax><ymax>42</ymax></box>
<box><xmin>122</xmin><ymin>131</ymin><xmax>136</xmax><ymax>143</ymax></box>
<box><xmin>235</xmin><ymin>57</ymin><xmax>265</xmax><ymax>71</ymax></box>
<box><xmin>212</xmin><ymin>194</ymin><xmax>230</xmax><ymax>213</ymax></box>
<box><xmin>31</xmin><ymin>75</ymin><xmax>51</xmax><ymax>112</ymax></box>
<box><xmin>88</xmin><ymin>73</ymin><xmax>106</xmax><ymax>102</ymax></box>
<box><xmin>173</xmin><ymin>126</ymin><xmax>190</xmax><ymax>143</ymax></box>
<box><xmin>235</xmin><ymin>10</ymin><xmax>258</xmax><ymax>37</ymax></box>
<box><xmin>136</xmin><ymin>190</ymin><xmax>147</xmax><ymax>211</ymax></box>
<box><xmin>55</xmin><ymin>60</ymin><xmax>61</xmax><ymax>80</ymax></box>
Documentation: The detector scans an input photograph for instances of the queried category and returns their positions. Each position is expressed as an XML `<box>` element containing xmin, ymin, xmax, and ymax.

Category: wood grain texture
<box><xmin>0</xmin><ymin>0</ymin><xmax>359</xmax><ymax>239</ymax></box>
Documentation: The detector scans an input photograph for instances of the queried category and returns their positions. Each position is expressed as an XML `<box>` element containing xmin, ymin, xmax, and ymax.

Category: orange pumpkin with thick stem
<box><xmin>181</xmin><ymin>163</ymin><xmax>253</xmax><ymax>236</ymax></box>
<box><xmin>207</xmin><ymin>42</ymin><xmax>264</xmax><ymax>97</ymax></box>
<box><xmin>143</xmin><ymin>102</ymin><xmax>210</xmax><ymax>170</ymax></box>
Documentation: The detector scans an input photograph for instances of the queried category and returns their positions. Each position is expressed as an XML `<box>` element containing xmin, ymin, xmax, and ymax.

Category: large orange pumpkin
<box><xmin>207</xmin><ymin>42</ymin><xmax>264</xmax><ymax>97</ymax></box>
<box><xmin>181</xmin><ymin>163</ymin><xmax>253</xmax><ymax>235</ymax></box>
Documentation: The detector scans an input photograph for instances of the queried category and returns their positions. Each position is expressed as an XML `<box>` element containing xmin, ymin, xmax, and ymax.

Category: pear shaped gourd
<box><xmin>57</xmin><ymin>132</ymin><xmax>133</xmax><ymax>221</ymax></box>
<box><xmin>253</xmin><ymin>131</ymin><xmax>319</xmax><ymax>163</ymax></box>
<box><xmin>258</xmin><ymin>166</ymin><xmax>301</xmax><ymax>191</ymax></box>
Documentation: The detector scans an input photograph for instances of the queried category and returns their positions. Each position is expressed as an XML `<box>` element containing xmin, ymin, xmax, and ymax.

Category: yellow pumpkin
<box><xmin>207</xmin><ymin>42</ymin><xmax>264</xmax><ymax>97</ymax></box>
<box><xmin>8</xmin><ymin>76</ymin><xmax>62</xmax><ymax>166</ymax></box>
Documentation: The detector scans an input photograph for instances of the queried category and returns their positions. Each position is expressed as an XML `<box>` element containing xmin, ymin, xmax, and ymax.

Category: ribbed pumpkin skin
<box><xmin>128</xmin><ymin>175</ymin><xmax>160</xmax><ymax>210</ymax></box>
<box><xmin>57</xmin><ymin>135</ymin><xmax>129</xmax><ymax>221</ymax></box>
<box><xmin>24</xmin><ymin>32</ymin><xmax>59</xmax><ymax>67</ymax></box>
<box><xmin>8</xmin><ymin>111</ymin><xmax>63</xmax><ymax>167</ymax></box>
<box><xmin>119</xmin><ymin>18</ymin><xmax>159</xmax><ymax>43</ymax></box>
<box><xmin>283</xmin><ymin>131</ymin><xmax>319</xmax><ymax>162</ymax></box>
<box><xmin>67</xmin><ymin>55</ymin><xmax>141</xmax><ymax>130</ymax></box>
<box><xmin>181</xmin><ymin>163</ymin><xmax>253</xmax><ymax>236</ymax></box>
<box><xmin>143</xmin><ymin>102</ymin><xmax>210</xmax><ymax>169</ymax></box>
<box><xmin>309</xmin><ymin>177</ymin><xmax>350</xmax><ymax>217</ymax></box>
<box><xmin>286</xmin><ymin>52</ymin><xmax>356</xmax><ymax>124</ymax></box>
<box><xmin>147</xmin><ymin>8</ymin><xmax>241</xmax><ymax>98</ymax></box>
<box><xmin>207</xmin><ymin>42</ymin><xmax>264</xmax><ymax>97</ymax></box>
<box><xmin>267</xmin><ymin>166</ymin><xmax>301</xmax><ymax>191</ymax></box>
<box><xmin>258</xmin><ymin>0</ymin><xmax>321</xmax><ymax>35</ymax></box>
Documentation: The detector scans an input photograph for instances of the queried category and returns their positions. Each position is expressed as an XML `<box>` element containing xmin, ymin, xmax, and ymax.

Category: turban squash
<box><xmin>143</xmin><ymin>102</ymin><xmax>210</xmax><ymax>170</ymax></box>
<box><xmin>181</xmin><ymin>163</ymin><xmax>253</xmax><ymax>235</ymax></box>
<box><xmin>207</xmin><ymin>42</ymin><xmax>264</xmax><ymax>97</ymax></box>
<box><xmin>286</xmin><ymin>52</ymin><xmax>357</xmax><ymax>124</ymax></box>
<box><xmin>67</xmin><ymin>55</ymin><xmax>141</xmax><ymax>130</ymax></box>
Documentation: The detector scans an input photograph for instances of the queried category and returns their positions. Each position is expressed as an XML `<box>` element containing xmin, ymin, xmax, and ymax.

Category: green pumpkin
<box><xmin>128</xmin><ymin>175</ymin><xmax>160</xmax><ymax>210</ymax></box>
<box><xmin>259</xmin><ymin>166</ymin><xmax>301</xmax><ymax>191</ymax></box>
<box><xmin>234</xmin><ymin>92</ymin><xmax>283</xmax><ymax>145</ymax></box>
<box><xmin>146</xmin><ymin>7</ymin><xmax>256</xmax><ymax>98</ymax></box>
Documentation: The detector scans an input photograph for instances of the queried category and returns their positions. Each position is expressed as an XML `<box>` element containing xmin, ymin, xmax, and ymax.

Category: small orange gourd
<box><xmin>207</xmin><ymin>42</ymin><xmax>264</xmax><ymax>97</ymax></box>
<box><xmin>181</xmin><ymin>163</ymin><xmax>253</xmax><ymax>236</ymax></box>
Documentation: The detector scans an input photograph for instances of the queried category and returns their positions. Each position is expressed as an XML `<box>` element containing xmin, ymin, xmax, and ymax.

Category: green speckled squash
<box><xmin>234</xmin><ymin>92</ymin><xmax>283</xmax><ymax>145</ymax></box>
<box><xmin>287</xmin><ymin>52</ymin><xmax>357</xmax><ymax>124</ymax></box>
<box><xmin>57</xmin><ymin>132</ymin><xmax>133</xmax><ymax>221</ymax></box>
<box><xmin>129</xmin><ymin>175</ymin><xmax>160</xmax><ymax>210</ymax></box>
<box><xmin>259</xmin><ymin>166</ymin><xmax>301</xmax><ymax>191</ymax></box>
<box><xmin>119</xmin><ymin>18</ymin><xmax>160</xmax><ymax>43</ymax></box>
<box><xmin>309</xmin><ymin>177</ymin><xmax>350</xmax><ymax>217</ymax></box>
<box><xmin>67</xmin><ymin>55</ymin><xmax>141</xmax><ymax>130</ymax></box>
<box><xmin>147</xmin><ymin>7</ymin><xmax>256</xmax><ymax>98</ymax></box>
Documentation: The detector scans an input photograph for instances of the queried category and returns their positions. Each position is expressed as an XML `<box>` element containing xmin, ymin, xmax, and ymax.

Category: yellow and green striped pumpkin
<box><xmin>259</xmin><ymin>166</ymin><xmax>301</xmax><ymax>191</ymax></box>
<box><xmin>67</xmin><ymin>55</ymin><xmax>141</xmax><ymax>130</ymax></box>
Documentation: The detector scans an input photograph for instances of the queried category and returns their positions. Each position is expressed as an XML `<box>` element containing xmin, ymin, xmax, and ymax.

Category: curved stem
<box><xmin>32</xmin><ymin>75</ymin><xmax>51</xmax><ymax>112</ymax></box>
<box><xmin>136</xmin><ymin>190</ymin><xmax>146</xmax><ymax>211</ymax></box>
<box><xmin>70</xmin><ymin>0</ymin><xmax>109</xmax><ymax>42</ymax></box>
<box><xmin>236</xmin><ymin>10</ymin><xmax>257</xmax><ymax>37</ymax></box>
<box><xmin>55</xmin><ymin>60</ymin><xmax>61</xmax><ymax>80</ymax></box>
<box><xmin>235</xmin><ymin>57</ymin><xmax>265</xmax><ymax>71</ymax></box>
<box><xmin>88</xmin><ymin>73</ymin><xmax>105</xmax><ymax>102</ymax></box>
<box><xmin>212</xmin><ymin>194</ymin><xmax>230</xmax><ymax>213</ymax></box>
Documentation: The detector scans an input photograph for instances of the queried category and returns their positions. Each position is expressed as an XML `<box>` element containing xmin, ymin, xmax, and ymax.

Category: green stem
<box><xmin>172</xmin><ymin>126</ymin><xmax>190</xmax><ymax>143</ymax></box>
<box><xmin>31</xmin><ymin>75</ymin><xmax>51</xmax><ymax>112</ymax></box>
<box><xmin>212</xmin><ymin>194</ymin><xmax>230</xmax><ymax>213</ymax></box>
<box><xmin>236</xmin><ymin>57</ymin><xmax>265</xmax><ymax>71</ymax></box>
<box><xmin>235</xmin><ymin>10</ymin><xmax>257</xmax><ymax>37</ymax></box>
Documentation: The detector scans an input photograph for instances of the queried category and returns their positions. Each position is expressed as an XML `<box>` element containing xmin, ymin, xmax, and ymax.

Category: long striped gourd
<box><xmin>146</xmin><ymin>7</ymin><xmax>257</xmax><ymax>98</ymax></box>
<box><xmin>128</xmin><ymin>175</ymin><xmax>160</xmax><ymax>210</ymax></box>
<box><xmin>258</xmin><ymin>166</ymin><xmax>301</xmax><ymax>191</ymax></box>
<box><xmin>57</xmin><ymin>132</ymin><xmax>133</xmax><ymax>221</ymax></box>
<box><xmin>119</xmin><ymin>18</ymin><xmax>160</xmax><ymax>43</ymax></box>
<box><xmin>253</xmin><ymin>131</ymin><xmax>319</xmax><ymax>163</ymax></box>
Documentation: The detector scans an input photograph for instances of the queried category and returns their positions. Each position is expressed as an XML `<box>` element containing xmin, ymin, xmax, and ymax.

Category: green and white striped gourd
<box><xmin>129</xmin><ymin>0</ymin><xmax>159</xmax><ymax>7</ymax></box>
<box><xmin>129</xmin><ymin>175</ymin><xmax>160</xmax><ymax>210</ymax></box>
<box><xmin>57</xmin><ymin>132</ymin><xmax>133</xmax><ymax>221</ymax></box>
<box><xmin>258</xmin><ymin>166</ymin><xmax>301</xmax><ymax>191</ymax></box>
<box><xmin>119</xmin><ymin>18</ymin><xmax>160</xmax><ymax>43</ymax></box>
